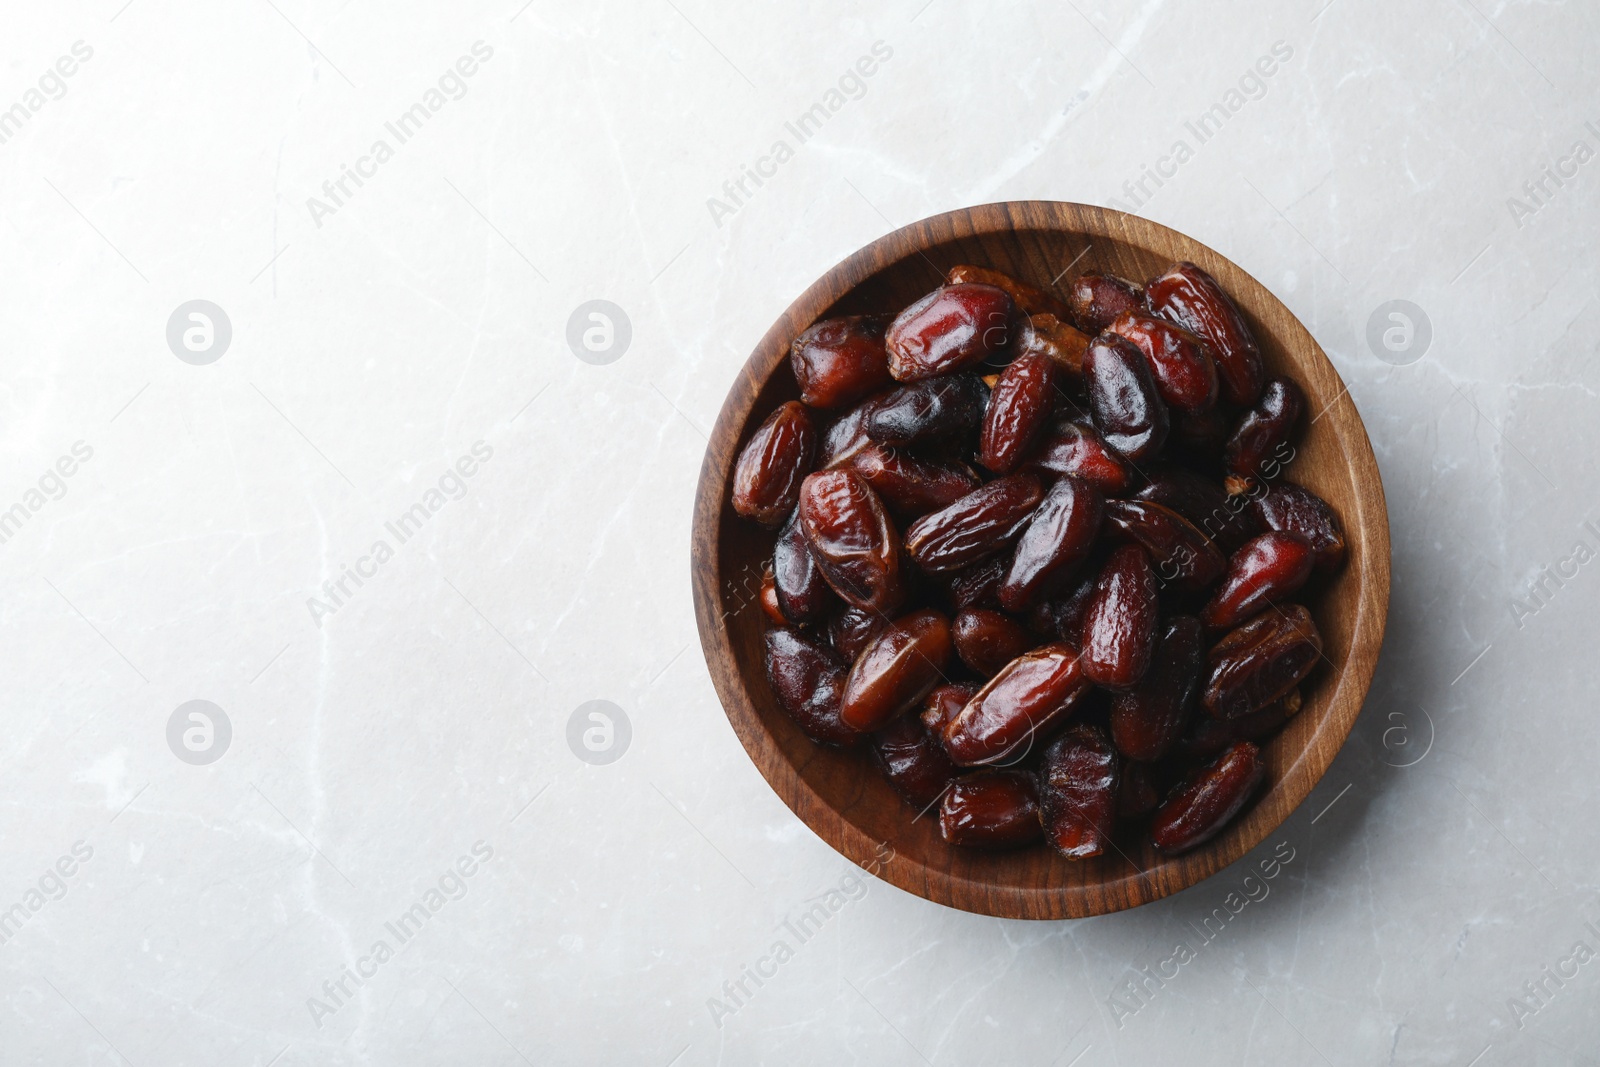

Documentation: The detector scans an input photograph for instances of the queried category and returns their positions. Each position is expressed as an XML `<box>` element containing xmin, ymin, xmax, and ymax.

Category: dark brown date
<box><xmin>847</xmin><ymin>442</ymin><xmax>981</xmax><ymax>518</ymax></box>
<box><xmin>865</xmin><ymin>373</ymin><xmax>987</xmax><ymax>448</ymax></box>
<box><xmin>1038</xmin><ymin>723</ymin><xmax>1119</xmax><ymax>859</ymax></box>
<box><xmin>1150</xmin><ymin>740</ymin><xmax>1265</xmax><ymax>854</ymax></box>
<box><xmin>1084</xmin><ymin>331</ymin><xmax>1169</xmax><ymax>463</ymax></box>
<box><xmin>1178</xmin><ymin>688</ymin><xmax>1302</xmax><ymax>761</ymax></box>
<box><xmin>797</xmin><ymin>470</ymin><xmax>905</xmax><ymax>614</ymax></box>
<box><xmin>947</xmin><ymin>263</ymin><xmax>1070</xmax><ymax>319</ymax></box>
<box><xmin>1203</xmin><ymin>605</ymin><xmax>1322</xmax><ymax>719</ymax></box>
<box><xmin>885</xmin><ymin>283</ymin><xmax>1016</xmax><ymax>382</ymax></box>
<box><xmin>1080</xmin><ymin>543</ymin><xmax>1159</xmax><ymax>689</ymax></box>
<box><xmin>1068</xmin><ymin>273</ymin><xmax>1146</xmax><ymax>334</ymax></box>
<box><xmin>920</xmin><ymin>682</ymin><xmax>979</xmax><ymax>735</ymax></box>
<box><xmin>789</xmin><ymin>315</ymin><xmax>894</xmax><ymax>410</ymax></box>
<box><xmin>1103</xmin><ymin>499</ymin><xmax>1225</xmax><ymax>592</ymax></box>
<box><xmin>948</xmin><ymin>555</ymin><xmax>1007</xmax><ymax>610</ymax></box>
<box><xmin>872</xmin><ymin>714</ymin><xmax>958</xmax><ymax>810</ymax></box>
<box><xmin>1147</xmin><ymin>261</ymin><xmax>1264</xmax><ymax>408</ymax></box>
<box><xmin>732</xmin><ymin>401</ymin><xmax>817</xmax><ymax>527</ymax></box>
<box><xmin>952</xmin><ymin>608</ymin><xmax>1036</xmax><ymax>677</ymax></box>
<box><xmin>1201</xmin><ymin>532</ymin><xmax>1315</xmax><ymax>631</ymax></box>
<box><xmin>840</xmin><ymin>609</ymin><xmax>954</xmax><ymax>732</ymax></box>
<box><xmin>772</xmin><ymin>512</ymin><xmax>834</xmax><ymax>624</ymax></box>
<box><xmin>1016</xmin><ymin>313</ymin><xmax>1092</xmax><ymax>377</ymax></box>
<box><xmin>980</xmin><ymin>350</ymin><xmax>1059</xmax><ymax>474</ymax></box>
<box><xmin>1027</xmin><ymin>419</ymin><xmax>1132</xmax><ymax>495</ymax></box>
<box><xmin>1170</xmin><ymin>406</ymin><xmax>1229</xmax><ymax>457</ymax></box>
<box><xmin>1107</xmin><ymin>310</ymin><xmax>1219</xmax><ymax>414</ymax></box>
<box><xmin>904</xmin><ymin>473</ymin><xmax>1045</xmax><ymax>573</ymax></box>
<box><xmin>763</xmin><ymin>628</ymin><xmax>859</xmax><ymax>747</ymax></box>
<box><xmin>1134</xmin><ymin>464</ymin><xmax>1259</xmax><ymax>553</ymax></box>
<box><xmin>1000</xmin><ymin>475</ymin><xmax>1103</xmax><ymax>611</ymax></box>
<box><xmin>1253</xmin><ymin>482</ymin><xmax>1346</xmax><ymax>573</ymax></box>
<box><xmin>942</xmin><ymin>642</ymin><xmax>1091</xmax><ymax>765</ymax></box>
<box><xmin>1117</xmin><ymin>761</ymin><xmax>1161</xmax><ymax>818</ymax></box>
<box><xmin>829</xmin><ymin>606</ymin><xmax>888</xmax><ymax>661</ymax></box>
<box><xmin>939</xmin><ymin>770</ymin><xmax>1043</xmax><ymax>848</ymax></box>
<box><xmin>1109</xmin><ymin>616</ymin><xmax>1202</xmax><ymax>761</ymax></box>
<box><xmin>1223</xmin><ymin>376</ymin><xmax>1304</xmax><ymax>493</ymax></box>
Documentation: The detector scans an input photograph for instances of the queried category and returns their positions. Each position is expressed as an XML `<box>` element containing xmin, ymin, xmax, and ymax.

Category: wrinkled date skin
<box><xmin>920</xmin><ymin>682</ymin><xmax>979</xmax><ymax>735</ymax></box>
<box><xmin>948</xmin><ymin>555</ymin><xmax>1008</xmax><ymax>610</ymax></box>
<box><xmin>772</xmin><ymin>512</ymin><xmax>834</xmax><ymax>624</ymax></box>
<box><xmin>942</xmin><ymin>642</ymin><xmax>1091</xmax><ymax>765</ymax></box>
<box><xmin>939</xmin><ymin>770</ymin><xmax>1043</xmax><ymax>848</ymax></box>
<box><xmin>1027</xmin><ymin>419</ymin><xmax>1132</xmax><ymax>495</ymax></box>
<box><xmin>763</xmin><ymin>628</ymin><xmax>860</xmax><ymax>747</ymax></box>
<box><xmin>885</xmin><ymin>283</ymin><xmax>1016</xmax><ymax>382</ymax></box>
<box><xmin>1147</xmin><ymin>261</ymin><xmax>1264</xmax><ymax>408</ymax></box>
<box><xmin>1109</xmin><ymin>616</ymin><xmax>1202</xmax><ymax>761</ymax></box>
<box><xmin>1017</xmin><ymin>313</ymin><xmax>1092</xmax><ymax>377</ymax></box>
<box><xmin>789</xmin><ymin>315</ymin><xmax>894</xmax><ymax>410</ymax></box>
<box><xmin>1223</xmin><ymin>376</ymin><xmax>1304</xmax><ymax>493</ymax></box>
<box><xmin>904</xmin><ymin>473</ymin><xmax>1045</xmax><ymax>573</ymax></box>
<box><xmin>840</xmin><ymin>609</ymin><xmax>954</xmax><ymax>732</ymax></box>
<box><xmin>1084</xmin><ymin>332</ymin><xmax>1169</xmax><ymax>463</ymax></box>
<box><xmin>872</xmin><ymin>715</ymin><xmax>958</xmax><ymax>810</ymax></box>
<box><xmin>980</xmin><ymin>351</ymin><xmax>1060</xmax><ymax>474</ymax></box>
<box><xmin>947</xmin><ymin>263</ymin><xmax>1070</xmax><ymax>320</ymax></box>
<box><xmin>952</xmin><ymin>608</ymin><xmax>1036</xmax><ymax>677</ymax></box>
<box><xmin>1150</xmin><ymin>740</ymin><xmax>1266</xmax><ymax>854</ymax></box>
<box><xmin>1253</xmin><ymin>482</ymin><xmax>1346</xmax><ymax>573</ymax></box>
<box><xmin>1103</xmin><ymin>499</ymin><xmax>1225</xmax><ymax>593</ymax></box>
<box><xmin>866</xmin><ymin>374</ymin><xmax>988</xmax><ymax>448</ymax></box>
<box><xmin>1135</xmin><ymin>464</ymin><xmax>1260</xmax><ymax>554</ymax></box>
<box><xmin>797</xmin><ymin>470</ymin><xmax>905</xmax><ymax>614</ymax></box>
<box><xmin>829</xmin><ymin>606</ymin><xmax>888</xmax><ymax>662</ymax></box>
<box><xmin>1202</xmin><ymin>531</ymin><xmax>1316</xmax><ymax>631</ymax></box>
<box><xmin>1068</xmin><ymin>273</ymin><xmax>1146</xmax><ymax>334</ymax></box>
<box><xmin>1108</xmin><ymin>310</ymin><xmax>1219</xmax><ymax>414</ymax></box>
<box><xmin>1179</xmin><ymin>688</ymin><xmax>1301</xmax><ymax>762</ymax></box>
<box><xmin>847</xmin><ymin>442</ymin><xmax>981</xmax><ymax>518</ymax></box>
<box><xmin>1204</xmin><ymin>605</ymin><xmax>1322</xmax><ymax>719</ymax></box>
<box><xmin>732</xmin><ymin>401</ymin><xmax>817</xmax><ymax>527</ymax></box>
<box><xmin>1081</xmin><ymin>543</ymin><xmax>1160</xmax><ymax>689</ymax></box>
<box><xmin>1000</xmin><ymin>475</ymin><xmax>1104</xmax><ymax>611</ymax></box>
<box><xmin>1038</xmin><ymin>723</ymin><xmax>1119</xmax><ymax>859</ymax></box>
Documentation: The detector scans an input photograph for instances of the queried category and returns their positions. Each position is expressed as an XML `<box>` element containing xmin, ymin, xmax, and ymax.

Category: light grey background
<box><xmin>0</xmin><ymin>0</ymin><xmax>1595</xmax><ymax>1063</ymax></box>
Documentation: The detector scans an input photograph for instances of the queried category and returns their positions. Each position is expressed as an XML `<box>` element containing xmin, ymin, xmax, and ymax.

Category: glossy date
<box><xmin>1203</xmin><ymin>604</ymin><xmax>1322</xmax><ymax>719</ymax></box>
<box><xmin>1201</xmin><ymin>531</ymin><xmax>1315</xmax><ymax>631</ymax></box>
<box><xmin>840</xmin><ymin>609</ymin><xmax>954</xmax><ymax>731</ymax></box>
<box><xmin>1253</xmin><ymin>482</ymin><xmax>1346</xmax><ymax>573</ymax></box>
<box><xmin>798</xmin><ymin>470</ymin><xmax>905</xmax><ymax>614</ymax></box>
<box><xmin>1108</xmin><ymin>310</ymin><xmax>1219</xmax><ymax>415</ymax></box>
<box><xmin>886</xmin><ymin>283</ymin><xmax>1016</xmax><ymax>382</ymax></box>
<box><xmin>1080</xmin><ymin>543</ymin><xmax>1159</xmax><ymax>689</ymax></box>
<box><xmin>1068</xmin><ymin>272</ymin><xmax>1146</xmax><ymax>334</ymax></box>
<box><xmin>952</xmin><ymin>608</ymin><xmax>1036</xmax><ymax>677</ymax></box>
<box><xmin>1038</xmin><ymin>723</ymin><xmax>1119</xmax><ymax>859</ymax></box>
<box><xmin>1103</xmin><ymin>499</ymin><xmax>1225</xmax><ymax>592</ymax></box>
<box><xmin>942</xmin><ymin>642</ymin><xmax>1091</xmax><ymax>766</ymax></box>
<box><xmin>904</xmin><ymin>473</ymin><xmax>1045</xmax><ymax>573</ymax></box>
<box><xmin>763</xmin><ymin>628</ymin><xmax>859</xmax><ymax>747</ymax></box>
<box><xmin>939</xmin><ymin>770</ymin><xmax>1043</xmax><ymax>848</ymax></box>
<box><xmin>1223</xmin><ymin>376</ymin><xmax>1304</xmax><ymax>494</ymax></box>
<box><xmin>1147</xmin><ymin>261</ymin><xmax>1264</xmax><ymax>408</ymax></box>
<box><xmin>872</xmin><ymin>715</ymin><xmax>958</xmax><ymax>809</ymax></box>
<box><xmin>1109</xmin><ymin>615</ymin><xmax>1202</xmax><ymax>762</ymax></box>
<box><xmin>1150</xmin><ymin>740</ymin><xmax>1265</xmax><ymax>854</ymax></box>
<box><xmin>732</xmin><ymin>401</ymin><xmax>817</xmax><ymax>527</ymax></box>
<box><xmin>790</xmin><ymin>315</ymin><xmax>894</xmax><ymax>409</ymax></box>
<box><xmin>980</xmin><ymin>350</ymin><xmax>1059</xmax><ymax>474</ymax></box>
<box><xmin>1000</xmin><ymin>475</ymin><xmax>1103</xmax><ymax>611</ymax></box>
<box><xmin>865</xmin><ymin>373</ymin><xmax>988</xmax><ymax>448</ymax></box>
<box><xmin>1084</xmin><ymin>331</ymin><xmax>1169</xmax><ymax>462</ymax></box>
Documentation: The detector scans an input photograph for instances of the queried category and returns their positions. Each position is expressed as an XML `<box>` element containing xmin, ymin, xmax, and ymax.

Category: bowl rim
<box><xmin>691</xmin><ymin>200</ymin><xmax>1391</xmax><ymax>919</ymax></box>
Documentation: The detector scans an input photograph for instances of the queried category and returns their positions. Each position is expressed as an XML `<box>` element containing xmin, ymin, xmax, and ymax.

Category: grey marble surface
<box><xmin>0</xmin><ymin>0</ymin><xmax>1596</xmax><ymax>1063</ymax></box>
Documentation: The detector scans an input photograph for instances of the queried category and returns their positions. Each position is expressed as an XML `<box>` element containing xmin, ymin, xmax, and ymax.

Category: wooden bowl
<box><xmin>690</xmin><ymin>202</ymin><xmax>1390</xmax><ymax>919</ymax></box>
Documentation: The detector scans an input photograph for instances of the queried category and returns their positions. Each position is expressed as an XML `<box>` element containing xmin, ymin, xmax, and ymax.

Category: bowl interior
<box><xmin>694</xmin><ymin>202</ymin><xmax>1389</xmax><ymax>918</ymax></box>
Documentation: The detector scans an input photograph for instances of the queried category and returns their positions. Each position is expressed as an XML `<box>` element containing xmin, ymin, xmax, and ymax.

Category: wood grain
<box><xmin>690</xmin><ymin>202</ymin><xmax>1391</xmax><ymax>919</ymax></box>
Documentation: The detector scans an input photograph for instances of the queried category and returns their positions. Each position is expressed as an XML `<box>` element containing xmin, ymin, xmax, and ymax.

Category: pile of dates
<box><xmin>731</xmin><ymin>259</ymin><xmax>1345</xmax><ymax>859</ymax></box>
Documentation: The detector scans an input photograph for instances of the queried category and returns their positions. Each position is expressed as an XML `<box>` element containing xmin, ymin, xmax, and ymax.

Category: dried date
<box><xmin>904</xmin><ymin>473</ymin><xmax>1045</xmax><ymax>573</ymax></box>
<box><xmin>1109</xmin><ymin>616</ymin><xmax>1202</xmax><ymax>762</ymax></box>
<box><xmin>840</xmin><ymin>609</ymin><xmax>954</xmax><ymax>732</ymax></box>
<box><xmin>732</xmin><ymin>401</ymin><xmax>817</xmax><ymax>527</ymax></box>
<box><xmin>920</xmin><ymin>682</ymin><xmax>979</xmax><ymax>735</ymax></box>
<box><xmin>1000</xmin><ymin>475</ymin><xmax>1103</xmax><ymax>611</ymax></box>
<box><xmin>1203</xmin><ymin>605</ymin><xmax>1322</xmax><ymax>719</ymax></box>
<box><xmin>790</xmin><ymin>315</ymin><xmax>894</xmax><ymax>409</ymax></box>
<box><xmin>886</xmin><ymin>283</ymin><xmax>1016</xmax><ymax>381</ymax></box>
<box><xmin>1084</xmin><ymin>331</ymin><xmax>1169</xmax><ymax>463</ymax></box>
<box><xmin>1080</xmin><ymin>544</ymin><xmax>1159</xmax><ymax>689</ymax></box>
<box><xmin>872</xmin><ymin>715</ymin><xmax>958</xmax><ymax>810</ymax></box>
<box><xmin>763</xmin><ymin>628</ymin><xmax>859</xmax><ymax>747</ymax></box>
<box><xmin>939</xmin><ymin>770</ymin><xmax>1043</xmax><ymax>848</ymax></box>
<box><xmin>947</xmin><ymin>263</ymin><xmax>1070</xmax><ymax>319</ymax></box>
<box><xmin>1252</xmin><ymin>482</ymin><xmax>1346</xmax><ymax>573</ymax></box>
<box><xmin>1103</xmin><ymin>499</ymin><xmax>1225</xmax><ymax>592</ymax></box>
<box><xmin>1201</xmin><ymin>532</ymin><xmax>1315</xmax><ymax>631</ymax></box>
<box><xmin>1223</xmin><ymin>376</ymin><xmax>1304</xmax><ymax>494</ymax></box>
<box><xmin>848</xmin><ymin>442</ymin><xmax>981</xmax><ymax>518</ymax></box>
<box><xmin>980</xmin><ymin>350</ymin><xmax>1059</xmax><ymax>474</ymax></box>
<box><xmin>1107</xmin><ymin>310</ymin><xmax>1219</xmax><ymax>414</ymax></box>
<box><xmin>1026</xmin><ymin>419</ymin><xmax>1132</xmax><ymax>495</ymax></box>
<box><xmin>1068</xmin><ymin>272</ymin><xmax>1146</xmax><ymax>334</ymax></box>
<box><xmin>952</xmin><ymin>608</ymin><xmax>1037</xmax><ymax>677</ymax></box>
<box><xmin>797</xmin><ymin>470</ymin><xmax>905</xmax><ymax>614</ymax></box>
<box><xmin>1147</xmin><ymin>261</ymin><xmax>1264</xmax><ymax>408</ymax></box>
<box><xmin>772</xmin><ymin>512</ymin><xmax>834</xmax><ymax>624</ymax></box>
<box><xmin>1150</xmin><ymin>740</ymin><xmax>1265</xmax><ymax>854</ymax></box>
<box><xmin>942</xmin><ymin>642</ymin><xmax>1091</xmax><ymax>765</ymax></box>
<box><xmin>1038</xmin><ymin>723</ymin><xmax>1119</xmax><ymax>859</ymax></box>
<box><xmin>865</xmin><ymin>373</ymin><xmax>988</xmax><ymax>447</ymax></box>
